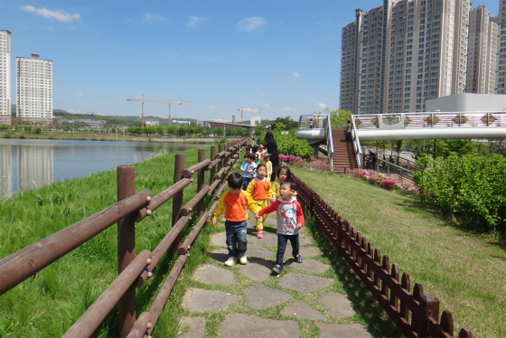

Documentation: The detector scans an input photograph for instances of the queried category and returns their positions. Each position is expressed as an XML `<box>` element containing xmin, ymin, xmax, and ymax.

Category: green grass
<box><xmin>2</xmin><ymin>159</ymin><xmax>504</xmax><ymax>337</ymax></box>
<box><xmin>291</xmin><ymin>166</ymin><xmax>506</xmax><ymax>338</ymax></box>
<box><xmin>0</xmin><ymin>147</ymin><xmax>213</xmax><ymax>337</ymax></box>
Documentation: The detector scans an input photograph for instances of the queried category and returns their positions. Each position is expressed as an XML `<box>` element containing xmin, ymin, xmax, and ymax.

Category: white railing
<box><xmin>326</xmin><ymin>114</ymin><xmax>334</xmax><ymax>166</ymax></box>
<box><xmin>352</xmin><ymin>112</ymin><xmax>506</xmax><ymax>130</ymax></box>
<box><xmin>350</xmin><ymin>119</ymin><xmax>363</xmax><ymax>168</ymax></box>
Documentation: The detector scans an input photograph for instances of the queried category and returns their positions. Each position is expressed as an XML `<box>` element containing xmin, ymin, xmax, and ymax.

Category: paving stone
<box><xmin>318</xmin><ymin>292</ymin><xmax>356</xmax><ymax>318</ymax></box>
<box><xmin>299</xmin><ymin>246</ymin><xmax>320</xmax><ymax>257</ymax></box>
<box><xmin>286</xmin><ymin>258</ymin><xmax>330</xmax><ymax>274</ymax></box>
<box><xmin>177</xmin><ymin>316</ymin><xmax>205</xmax><ymax>338</ymax></box>
<box><xmin>315</xmin><ymin>322</ymin><xmax>372</xmax><ymax>338</ymax></box>
<box><xmin>240</xmin><ymin>258</ymin><xmax>274</xmax><ymax>282</ymax></box>
<box><xmin>210</xmin><ymin>232</ymin><xmax>226</xmax><ymax>247</ymax></box>
<box><xmin>278</xmin><ymin>273</ymin><xmax>333</xmax><ymax>293</ymax></box>
<box><xmin>209</xmin><ymin>248</ymin><xmax>229</xmax><ymax>264</ymax></box>
<box><xmin>243</xmin><ymin>284</ymin><xmax>293</xmax><ymax>310</ymax></box>
<box><xmin>182</xmin><ymin>288</ymin><xmax>238</xmax><ymax>313</ymax></box>
<box><xmin>280</xmin><ymin>300</ymin><xmax>326</xmax><ymax>320</ymax></box>
<box><xmin>247</xmin><ymin>243</ymin><xmax>274</xmax><ymax>259</ymax></box>
<box><xmin>247</xmin><ymin>230</ymin><xmax>277</xmax><ymax>246</ymax></box>
<box><xmin>218</xmin><ymin>313</ymin><xmax>300</xmax><ymax>338</ymax></box>
<box><xmin>193</xmin><ymin>263</ymin><xmax>236</xmax><ymax>286</ymax></box>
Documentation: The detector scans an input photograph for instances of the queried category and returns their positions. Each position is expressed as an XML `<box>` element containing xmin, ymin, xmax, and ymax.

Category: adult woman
<box><xmin>264</xmin><ymin>131</ymin><xmax>279</xmax><ymax>181</ymax></box>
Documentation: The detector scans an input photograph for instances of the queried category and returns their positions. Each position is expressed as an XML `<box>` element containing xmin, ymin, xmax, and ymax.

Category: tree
<box><xmin>270</xmin><ymin>116</ymin><xmax>298</xmax><ymax>131</ymax></box>
<box><xmin>330</xmin><ymin>109</ymin><xmax>352</xmax><ymax>130</ymax></box>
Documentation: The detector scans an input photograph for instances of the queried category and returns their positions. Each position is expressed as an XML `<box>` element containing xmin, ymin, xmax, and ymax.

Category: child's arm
<box><xmin>240</xmin><ymin>162</ymin><xmax>248</xmax><ymax>172</ymax></box>
<box><xmin>255</xmin><ymin>200</ymin><xmax>280</xmax><ymax>218</ymax></box>
<box><xmin>245</xmin><ymin>178</ymin><xmax>255</xmax><ymax>196</ymax></box>
<box><xmin>212</xmin><ymin>193</ymin><xmax>226</xmax><ymax>225</ymax></box>
<box><xmin>295</xmin><ymin>200</ymin><xmax>305</xmax><ymax>229</ymax></box>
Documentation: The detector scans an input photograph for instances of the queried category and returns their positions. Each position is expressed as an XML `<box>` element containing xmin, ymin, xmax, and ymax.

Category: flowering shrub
<box><xmin>380</xmin><ymin>178</ymin><xmax>398</xmax><ymax>189</ymax></box>
<box><xmin>308</xmin><ymin>156</ymin><xmax>333</xmax><ymax>172</ymax></box>
<box><xmin>279</xmin><ymin>154</ymin><xmax>304</xmax><ymax>166</ymax></box>
<box><xmin>352</xmin><ymin>168</ymin><xmax>421</xmax><ymax>196</ymax></box>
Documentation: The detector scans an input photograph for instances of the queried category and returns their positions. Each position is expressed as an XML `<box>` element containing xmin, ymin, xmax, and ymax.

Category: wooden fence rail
<box><xmin>292</xmin><ymin>173</ymin><xmax>473</xmax><ymax>338</ymax></box>
<box><xmin>0</xmin><ymin>138</ymin><xmax>249</xmax><ymax>338</ymax></box>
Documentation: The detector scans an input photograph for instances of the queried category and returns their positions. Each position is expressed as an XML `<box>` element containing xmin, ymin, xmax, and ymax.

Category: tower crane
<box><xmin>237</xmin><ymin>107</ymin><xmax>256</xmax><ymax>124</ymax></box>
<box><xmin>127</xmin><ymin>95</ymin><xmax>191</xmax><ymax>127</ymax></box>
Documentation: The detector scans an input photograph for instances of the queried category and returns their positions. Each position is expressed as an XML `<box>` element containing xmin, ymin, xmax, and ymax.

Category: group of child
<box><xmin>212</xmin><ymin>149</ymin><xmax>304</xmax><ymax>275</ymax></box>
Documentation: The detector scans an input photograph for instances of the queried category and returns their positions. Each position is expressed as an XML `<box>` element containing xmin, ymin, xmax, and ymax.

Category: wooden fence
<box><xmin>0</xmin><ymin>138</ymin><xmax>249</xmax><ymax>338</ymax></box>
<box><xmin>292</xmin><ymin>173</ymin><xmax>473</xmax><ymax>338</ymax></box>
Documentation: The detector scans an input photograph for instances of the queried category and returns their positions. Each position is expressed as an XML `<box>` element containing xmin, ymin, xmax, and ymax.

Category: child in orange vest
<box><xmin>246</xmin><ymin>164</ymin><xmax>273</xmax><ymax>239</ymax></box>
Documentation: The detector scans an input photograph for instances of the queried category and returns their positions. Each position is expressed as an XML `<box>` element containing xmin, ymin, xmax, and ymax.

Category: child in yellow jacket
<box><xmin>213</xmin><ymin>173</ymin><xmax>260</xmax><ymax>266</ymax></box>
<box><xmin>246</xmin><ymin>164</ymin><xmax>273</xmax><ymax>239</ymax></box>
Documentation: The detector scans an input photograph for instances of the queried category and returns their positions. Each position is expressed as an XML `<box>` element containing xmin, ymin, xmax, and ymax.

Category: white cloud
<box><xmin>237</xmin><ymin>17</ymin><xmax>266</xmax><ymax>32</ymax></box>
<box><xmin>188</xmin><ymin>16</ymin><xmax>206</xmax><ymax>27</ymax></box>
<box><xmin>282</xmin><ymin>107</ymin><xmax>297</xmax><ymax>113</ymax></box>
<box><xmin>208</xmin><ymin>106</ymin><xmax>216</xmax><ymax>109</ymax></box>
<box><xmin>288</xmin><ymin>72</ymin><xmax>300</xmax><ymax>79</ymax></box>
<box><xmin>22</xmin><ymin>5</ymin><xmax>80</xmax><ymax>22</ymax></box>
<box><xmin>78</xmin><ymin>92</ymin><xmax>84</xmax><ymax>97</ymax></box>
<box><xmin>318</xmin><ymin>103</ymin><xmax>327</xmax><ymax>109</ymax></box>
<box><xmin>262</xmin><ymin>103</ymin><xmax>270</xmax><ymax>108</ymax></box>
<box><xmin>141</xmin><ymin>12</ymin><xmax>168</xmax><ymax>25</ymax></box>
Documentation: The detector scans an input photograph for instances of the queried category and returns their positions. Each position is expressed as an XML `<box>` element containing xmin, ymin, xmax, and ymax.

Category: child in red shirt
<box><xmin>255</xmin><ymin>180</ymin><xmax>304</xmax><ymax>275</ymax></box>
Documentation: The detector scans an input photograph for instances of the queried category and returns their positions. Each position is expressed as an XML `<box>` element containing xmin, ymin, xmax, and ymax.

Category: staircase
<box><xmin>331</xmin><ymin>130</ymin><xmax>357</xmax><ymax>173</ymax></box>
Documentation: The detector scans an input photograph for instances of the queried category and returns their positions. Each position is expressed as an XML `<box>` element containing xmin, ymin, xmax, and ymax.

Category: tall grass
<box><xmin>291</xmin><ymin>167</ymin><xmax>506</xmax><ymax>338</ymax></box>
<box><xmin>0</xmin><ymin>147</ymin><xmax>211</xmax><ymax>337</ymax></box>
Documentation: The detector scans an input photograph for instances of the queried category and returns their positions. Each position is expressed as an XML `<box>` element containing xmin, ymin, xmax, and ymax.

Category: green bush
<box><xmin>275</xmin><ymin>131</ymin><xmax>312</xmax><ymax>159</ymax></box>
<box><xmin>414</xmin><ymin>153</ymin><xmax>506</xmax><ymax>233</ymax></box>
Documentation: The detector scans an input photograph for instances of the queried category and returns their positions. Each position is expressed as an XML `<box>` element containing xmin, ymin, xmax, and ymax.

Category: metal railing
<box><xmin>353</xmin><ymin>112</ymin><xmax>506</xmax><ymax>130</ymax></box>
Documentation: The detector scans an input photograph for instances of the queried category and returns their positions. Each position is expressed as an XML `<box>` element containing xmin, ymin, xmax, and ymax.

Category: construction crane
<box><xmin>238</xmin><ymin>107</ymin><xmax>256</xmax><ymax>124</ymax></box>
<box><xmin>127</xmin><ymin>95</ymin><xmax>191</xmax><ymax>127</ymax></box>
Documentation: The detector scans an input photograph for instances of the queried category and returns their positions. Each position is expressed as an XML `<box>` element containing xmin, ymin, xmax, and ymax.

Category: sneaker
<box><xmin>256</xmin><ymin>230</ymin><xmax>263</xmax><ymax>239</ymax></box>
<box><xmin>272</xmin><ymin>264</ymin><xmax>283</xmax><ymax>275</ymax></box>
<box><xmin>239</xmin><ymin>256</ymin><xmax>248</xmax><ymax>265</ymax></box>
<box><xmin>294</xmin><ymin>253</ymin><xmax>303</xmax><ymax>263</ymax></box>
<box><xmin>224</xmin><ymin>257</ymin><xmax>237</xmax><ymax>267</ymax></box>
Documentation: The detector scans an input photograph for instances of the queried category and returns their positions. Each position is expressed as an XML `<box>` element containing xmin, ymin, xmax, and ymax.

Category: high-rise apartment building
<box><xmin>340</xmin><ymin>0</ymin><xmax>471</xmax><ymax>114</ymax></box>
<box><xmin>0</xmin><ymin>29</ymin><xmax>11</xmax><ymax>125</ymax></box>
<box><xmin>16</xmin><ymin>54</ymin><xmax>53</xmax><ymax>124</ymax></box>
<box><xmin>466</xmin><ymin>6</ymin><xmax>498</xmax><ymax>94</ymax></box>
<box><xmin>496</xmin><ymin>0</ymin><xmax>506</xmax><ymax>93</ymax></box>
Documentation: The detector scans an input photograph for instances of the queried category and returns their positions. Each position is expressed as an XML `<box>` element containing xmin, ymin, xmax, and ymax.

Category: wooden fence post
<box><xmin>197</xmin><ymin>149</ymin><xmax>206</xmax><ymax>216</ymax></box>
<box><xmin>210</xmin><ymin>146</ymin><xmax>217</xmax><ymax>185</ymax></box>
<box><xmin>172</xmin><ymin>154</ymin><xmax>185</xmax><ymax>250</ymax></box>
<box><xmin>117</xmin><ymin>165</ymin><xmax>136</xmax><ymax>338</ymax></box>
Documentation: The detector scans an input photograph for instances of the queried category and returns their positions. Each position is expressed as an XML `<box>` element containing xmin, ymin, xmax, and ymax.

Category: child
<box><xmin>246</xmin><ymin>164</ymin><xmax>273</xmax><ymax>239</ymax></box>
<box><xmin>240</xmin><ymin>153</ymin><xmax>256</xmax><ymax>190</ymax></box>
<box><xmin>255</xmin><ymin>180</ymin><xmax>304</xmax><ymax>275</ymax></box>
<box><xmin>213</xmin><ymin>173</ymin><xmax>260</xmax><ymax>266</ymax></box>
<box><xmin>271</xmin><ymin>165</ymin><xmax>292</xmax><ymax>202</ymax></box>
<box><xmin>261</xmin><ymin>153</ymin><xmax>273</xmax><ymax>183</ymax></box>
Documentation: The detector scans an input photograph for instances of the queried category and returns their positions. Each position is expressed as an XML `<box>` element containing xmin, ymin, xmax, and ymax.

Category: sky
<box><xmin>0</xmin><ymin>0</ymin><xmax>501</xmax><ymax>122</ymax></box>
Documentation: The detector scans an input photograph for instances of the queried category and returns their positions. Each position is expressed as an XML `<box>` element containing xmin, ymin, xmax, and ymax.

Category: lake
<box><xmin>0</xmin><ymin>139</ymin><xmax>205</xmax><ymax>198</ymax></box>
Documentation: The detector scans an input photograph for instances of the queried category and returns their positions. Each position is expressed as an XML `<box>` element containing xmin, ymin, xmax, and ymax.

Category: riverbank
<box><xmin>0</xmin><ymin>130</ymin><xmax>227</xmax><ymax>144</ymax></box>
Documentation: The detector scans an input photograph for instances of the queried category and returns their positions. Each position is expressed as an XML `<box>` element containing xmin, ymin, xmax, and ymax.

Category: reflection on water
<box><xmin>0</xmin><ymin>139</ymin><xmax>202</xmax><ymax>198</ymax></box>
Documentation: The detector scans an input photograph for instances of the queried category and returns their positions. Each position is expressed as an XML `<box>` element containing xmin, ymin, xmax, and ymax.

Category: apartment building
<box><xmin>340</xmin><ymin>0</ymin><xmax>471</xmax><ymax>114</ymax></box>
<box><xmin>466</xmin><ymin>6</ymin><xmax>498</xmax><ymax>94</ymax></box>
<box><xmin>0</xmin><ymin>29</ymin><xmax>11</xmax><ymax>125</ymax></box>
<box><xmin>16</xmin><ymin>54</ymin><xmax>53</xmax><ymax>124</ymax></box>
<box><xmin>497</xmin><ymin>0</ymin><xmax>506</xmax><ymax>93</ymax></box>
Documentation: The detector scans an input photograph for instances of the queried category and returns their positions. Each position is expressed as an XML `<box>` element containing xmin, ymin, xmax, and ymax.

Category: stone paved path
<box><xmin>177</xmin><ymin>214</ymin><xmax>373</xmax><ymax>338</ymax></box>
